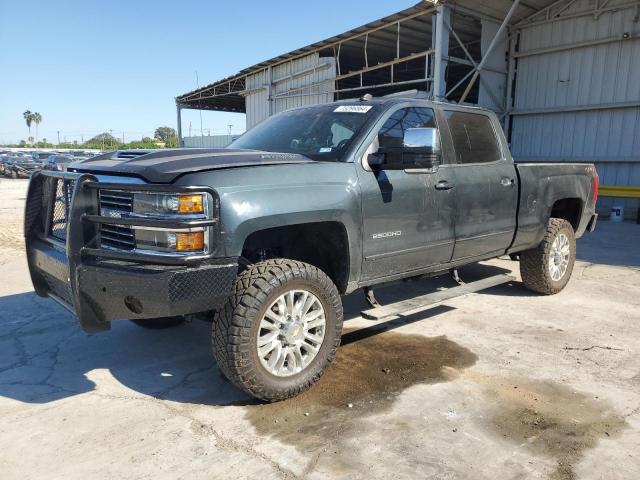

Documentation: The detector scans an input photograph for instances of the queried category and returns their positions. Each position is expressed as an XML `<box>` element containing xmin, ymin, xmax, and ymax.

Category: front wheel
<box><xmin>212</xmin><ymin>259</ymin><xmax>343</xmax><ymax>402</ymax></box>
<box><xmin>520</xmin><ymin>218</ymin><xmax>576</xmax><ymax>295</ymax></box>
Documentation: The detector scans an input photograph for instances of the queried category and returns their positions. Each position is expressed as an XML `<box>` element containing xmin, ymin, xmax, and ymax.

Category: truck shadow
<box><xmin>0</xmin><ymin>289</ymin><xmax>459</xmax><ymax>406</ymax></box>
<box><xmin>0</xmin><ymin>264</ymin><xmax>530</xmax><ymax>406</ymax></box>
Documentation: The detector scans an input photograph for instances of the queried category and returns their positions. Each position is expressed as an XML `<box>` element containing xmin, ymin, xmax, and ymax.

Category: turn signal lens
<box><xmin>178</xmin><ymin>194</ymin><xmax>204</xmax><ymax>214</ymax></box>
<box><xmin>176</xmin><ymin>231</ymin><xmax>205</xmax><ymax>251</ymax></box>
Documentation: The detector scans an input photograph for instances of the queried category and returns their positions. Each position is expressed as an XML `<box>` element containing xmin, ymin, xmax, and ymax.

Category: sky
<box><xmin>0</xmin><ymin>0</ymin><xmax>418</xmax><ymax>144</ymax></box>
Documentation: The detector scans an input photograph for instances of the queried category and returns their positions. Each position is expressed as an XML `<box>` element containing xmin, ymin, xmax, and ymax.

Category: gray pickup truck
<box><xmin>24</xmin><ymin>95</ymin><xmax>598</xmax><ymax>401</ymax></box>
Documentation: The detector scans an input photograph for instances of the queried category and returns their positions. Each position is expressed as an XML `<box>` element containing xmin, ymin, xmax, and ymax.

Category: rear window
<box><xmin>444</xmin><ymin>111</ymin><xmax>501</xmax><ymax>164</ymax></box>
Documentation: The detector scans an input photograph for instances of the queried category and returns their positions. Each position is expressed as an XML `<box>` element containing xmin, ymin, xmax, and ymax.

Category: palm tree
<box><xmin>23</xmin><ymin>110</ymin><xmax>33</xmax><ymax>145</ymax></box>
<box><xmin>32</xmin><ymin>112</ymin><xmax>42</xmax><ymax>146</ymax></box>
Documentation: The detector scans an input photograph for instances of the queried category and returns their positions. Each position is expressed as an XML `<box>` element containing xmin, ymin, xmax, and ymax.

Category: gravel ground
<box><xmin>0</xmin><ymin>178</ymin><xmax>639</xmax><ymax>480</ymax></box>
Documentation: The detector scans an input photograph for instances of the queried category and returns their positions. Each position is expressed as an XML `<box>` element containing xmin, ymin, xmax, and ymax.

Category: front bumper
<box><xmin>25</xmin><ymin>171</ymin><xmax>237</xmax><ymax>332</ymax></box>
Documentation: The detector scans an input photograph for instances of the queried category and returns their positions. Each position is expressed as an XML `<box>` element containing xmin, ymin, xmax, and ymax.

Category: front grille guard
<box><xmin>24</xmin><ymin>171</ymin><xmax>219</xmax><ymax>332</ymax></box>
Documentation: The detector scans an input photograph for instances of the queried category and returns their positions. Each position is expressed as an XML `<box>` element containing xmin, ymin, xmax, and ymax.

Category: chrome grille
<box><xmin>98</xmin><ymin>190</ymin><xmax>136</xmax><ymax>250</ymax></box>
<box><xmin>50</xmin><ymin>179</ymin><xmax>75</xmax><ymax>241</ymax></box>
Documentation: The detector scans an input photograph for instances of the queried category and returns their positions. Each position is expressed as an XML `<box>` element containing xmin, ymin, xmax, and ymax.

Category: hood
<box><xmin>70</xmin><ymin>148</ymin><xmax>315</xmax><ymax>183</ymax></box>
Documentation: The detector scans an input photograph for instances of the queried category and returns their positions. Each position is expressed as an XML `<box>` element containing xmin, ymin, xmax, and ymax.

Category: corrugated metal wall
<box><xmin>510</xmin><ymin>0</ymin><xmax>640</xmax><ymax>218</ymax></box>
<box><xmin>183</xmin><ymin>135</ymin><xmax>240</xmax><ymax>148</ymax></box>
<box><xmin>245</xmin><ymin>53</ymin><xmax>336</xmax><ymax>129</ymax></box>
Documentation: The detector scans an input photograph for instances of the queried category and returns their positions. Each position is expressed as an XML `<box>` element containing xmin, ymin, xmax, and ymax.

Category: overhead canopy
<box><xmin>176</xmin><ymin>0</ymin><xmax>559</xmax><ymax>113</ymax></box>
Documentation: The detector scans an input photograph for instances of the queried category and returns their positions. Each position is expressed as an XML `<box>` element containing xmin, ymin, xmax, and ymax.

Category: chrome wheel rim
<box><xmin>257</xmin><ymin>289</ymin><xmax>326</xmax><ymax>377</ymax></box>
<box><xmin>549</xmin><ymin>232</ymin><xmax>571</xmax><ymax>281</ymax></box>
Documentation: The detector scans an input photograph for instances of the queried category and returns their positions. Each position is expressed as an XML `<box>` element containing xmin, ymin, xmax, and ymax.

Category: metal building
<box><xmin>176</xmin><ymin>0</ymin><xmax>640</xmax><ymax>219</ymax></box>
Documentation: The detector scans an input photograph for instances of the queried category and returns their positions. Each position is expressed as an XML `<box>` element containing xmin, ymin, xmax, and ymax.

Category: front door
<box><xmin>357</xmin><ymin>105</ymin><xmax>456</xmax><ymax>282</ymax></box>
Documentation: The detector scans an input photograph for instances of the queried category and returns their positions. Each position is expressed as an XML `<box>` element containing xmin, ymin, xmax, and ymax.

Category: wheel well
<box><xmin>241</xmin><ymin>222</ymin><xmax>350</xmax><ymax>293</ymax></box>
<box><xmin>550</xmin><ymin>198</ymin><xmax>582</xmax><ymax>230</ymax></box>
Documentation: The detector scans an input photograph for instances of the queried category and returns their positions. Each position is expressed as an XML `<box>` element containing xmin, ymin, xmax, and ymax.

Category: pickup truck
<box><xmin>24</xmin><ymin>95</ymin><xmax>598</xmax><ymax>401</ymax></box>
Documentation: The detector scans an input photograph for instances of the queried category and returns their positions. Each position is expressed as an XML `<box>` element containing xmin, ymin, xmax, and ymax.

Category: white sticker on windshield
<box><xmin>319</xmin><ymin>147</ymin><xmax>333</xmax><ymax>153</ymax></box>
<box><xmin>334</xmin><ymin>105</ymin><xmax>372</xmax><ymax>113</ymax></box>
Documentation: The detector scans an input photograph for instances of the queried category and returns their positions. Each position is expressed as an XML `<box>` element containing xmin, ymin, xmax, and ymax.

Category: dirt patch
<box><xmin>479</xmin><ymin>376</ymin><xmax>626</xmax><ymax>480</ymax></box>
<box><xmin>0</xmin><ymin>217</ymin><xmax>24</xmax><ymax>251</ymax></box>
<box><xmin>245</xmin><ymin>329</ymin><xmax>477</xmax><ymax>451</ymax></box>
<box><xmin>0</xmin><ymin>179</ymin><xmax>27</xmax><ymax>256</ymax></box>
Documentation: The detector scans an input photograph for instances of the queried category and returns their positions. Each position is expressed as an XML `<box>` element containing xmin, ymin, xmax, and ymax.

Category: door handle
<box><xmin>435</xmin><ymin>180</ymin><xmax>454</xmax><ymax>191</ymax></box>
<box><xmin>501</xmin><ymin>177</ymin><xmax>515</xmax><ymax>186</ymax></box>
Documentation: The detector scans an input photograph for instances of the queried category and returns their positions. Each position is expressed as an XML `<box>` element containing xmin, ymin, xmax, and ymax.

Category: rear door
<box><xmin>440</xmin><ymin>108</ymin><xmax>518</xmax><ymax>260</ymax></box>
<box><xmin>357</xmin><ymin>104</ymin><xmax>456</xmax><ymax>281</ymax></box>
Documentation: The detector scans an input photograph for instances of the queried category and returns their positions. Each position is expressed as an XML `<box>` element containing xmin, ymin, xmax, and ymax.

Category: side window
<box><xmin>378</xmin><ymin>107</ymin><xmax>437</xmax><ymax>151</ymax></box>
<box><xmin>444</xmin><ymin>111</ymin><xmax>501</xmax><ymax>164</ymax></box>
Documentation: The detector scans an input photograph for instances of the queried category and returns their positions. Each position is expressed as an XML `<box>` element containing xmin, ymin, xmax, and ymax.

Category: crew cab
<box><xmin>24</xmin><ymin>95</ymin><xmax>598</xmax><ymax>401</ymax></box>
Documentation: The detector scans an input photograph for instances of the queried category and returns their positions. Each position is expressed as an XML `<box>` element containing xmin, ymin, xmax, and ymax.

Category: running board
<box><xmin>360</xmin><ymin>274</ymin><xmax>515</xmax><ymax>320</ymax></box>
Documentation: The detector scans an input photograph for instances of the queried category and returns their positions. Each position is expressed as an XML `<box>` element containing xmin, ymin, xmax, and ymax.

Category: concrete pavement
<box><xmin>1</xmin><ymin>178</ymin><xmax>639</xmax><ymax>480</ymax></box>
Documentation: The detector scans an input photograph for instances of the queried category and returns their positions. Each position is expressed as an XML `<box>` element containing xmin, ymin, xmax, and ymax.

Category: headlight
<box><xmin>99</xmin><ymin>189</ymin><xmax>213</xmax><ymax>256</ymax></box>
<box><xmin>131</xmin><ymin>192</ymin><xmax>210</xmax><ymax>254</ymax></box>
<box><xmin>134</xmin><ymin>229</ymin><xmax>205</xmax><ymax>252</ymax></box>
<box><xmin>133</xmin><ymin>193</ymin><xmax>205</xmax><ymax>215</ymax></box>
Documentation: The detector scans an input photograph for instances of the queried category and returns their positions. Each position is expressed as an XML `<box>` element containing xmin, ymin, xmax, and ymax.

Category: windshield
<box><xmin>229</xmin><ymin>104</ymin><xmax>376</xmax><ymax>161</ymax></box>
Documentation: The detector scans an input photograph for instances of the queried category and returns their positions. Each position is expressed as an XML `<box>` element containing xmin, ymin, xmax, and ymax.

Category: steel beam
<box><xmin>432</xmin><ymin>5</ymin><xmax>450</xmax><ymax>100</ymax></box>
<box><xmin>459</xmin><ymin>0</ymin><xmax>521</xmax><ymax>104</ymax></box>
<box><xmin>176</xmin><ymin>103</ymin><xmax>183</xmax><ymax>147</ymax></box>
<box><xmin>517</xmin><ymin>0</ymin><xmax>639</xmax><ymax>29</ymax></box>
<box><xmin>504</xmin><ymin>31</ymin><xmax>518</xmax><ymax>137</ymax></box>
<box><xmin>510</xmin><ymin>100</ymin><xmax>640</xmax><ymax>116</ymax></box>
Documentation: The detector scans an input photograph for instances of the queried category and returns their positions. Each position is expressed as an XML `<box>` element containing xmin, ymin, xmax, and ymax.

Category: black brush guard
<box><xmin>25</xmin><ymin>171</ymin><xmax>237</xmax><ymax>333</ymax></box>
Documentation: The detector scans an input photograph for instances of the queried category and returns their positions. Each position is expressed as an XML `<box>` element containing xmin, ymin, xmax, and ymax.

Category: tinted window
<box><xmin>378</xmin><ymin>107</ymin><xmax>436</xmax><ymax>151</ymax></box>
<box><xmin>445</xmin><ymin>111</ymin><xmax>501</xmax><ymax>164</ymax></box>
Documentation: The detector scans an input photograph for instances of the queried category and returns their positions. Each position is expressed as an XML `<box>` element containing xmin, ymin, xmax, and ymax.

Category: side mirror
<box><xmin>403</xmin><ymin>127</ymin><xmax>441</xmax><ymax>156</ymax></box>
<box><xmin>402</xmin><ymin>127</ymin><xmax>441</xmax><ymax>170</ymax></box>
<box><xmin>368</xmin><ymin>127</ymin><xmax>441</xmax><ymax>171</ymax></box>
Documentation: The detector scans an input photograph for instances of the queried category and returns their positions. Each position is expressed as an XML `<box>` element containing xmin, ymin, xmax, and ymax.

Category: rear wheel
<box><xmin>130</xmin><ymin>316</ymin><xmax>185</xmax><ymax>329</ymax></box>
<box><xmin>520</xmin><ymin>218</ymin><xmax>576</xmax><ymax>295</ymax></box>
<box><xmin>212</xmin><ymin>259</ymin><xmax>343</xmax><ymax>402</ymax></box>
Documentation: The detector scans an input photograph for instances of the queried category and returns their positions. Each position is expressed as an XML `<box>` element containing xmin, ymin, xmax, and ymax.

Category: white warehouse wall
<box><xmin>245</xmin><ymin>53</ymin><xmax>336</xmax><ymax>129</ymax></box>
<box><xmin>183</xmin><ymin>135</ymin><xmax>240</xmax><ymax>148</ymax></box>
<box><xmin>510</xmin><ymin>0</ymin><xmax>640</xmax><ymax>218</ymax></box>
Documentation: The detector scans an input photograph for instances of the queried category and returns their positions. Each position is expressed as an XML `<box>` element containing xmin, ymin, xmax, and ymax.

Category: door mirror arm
<box><xmin>367</xmin><ymin>151</ymin><xmax>386</xmax><ymax>169</ymax></box>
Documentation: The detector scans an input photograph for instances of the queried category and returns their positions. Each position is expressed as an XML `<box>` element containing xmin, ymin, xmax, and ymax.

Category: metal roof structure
<box><xmin>176</xmin><ymin>1</ymin><xmax>563</xmax><ymax>113</ymax></box>
<box><xmin>176</xmin><ymin>0</ymin><xmax>640</xmax><ymax>219</ymax></box>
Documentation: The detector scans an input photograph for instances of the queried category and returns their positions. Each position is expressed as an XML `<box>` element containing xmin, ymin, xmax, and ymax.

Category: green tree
<box><xmin>23</xmin><ymin>110</ymin><xmax>33</xmax><ymax>145</ymax></box>
<box><xmin>154</xmin><ymin>126</ymin><xmax>177</xmax><ymax>142</ymax></box>
<box><xmin>86</xmin><ymin>132</ymin><xmax>120</xmax><ymax>149</ymax></box>
<box><xmin>32</xmin><ymin>112</ymin><xmax>42</xmax><ymax>146</ymax></box>
<box><xmin>164</xmin><ymin>136</ymin><xmax>179</xmax><ymax>148</ymax></box>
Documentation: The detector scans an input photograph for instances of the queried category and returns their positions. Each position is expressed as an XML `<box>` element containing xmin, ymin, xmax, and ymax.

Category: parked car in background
<box><xmin>5</xmin><ymin>153</ymin><xmax>42</xmax><ymax>178</ymax></box>
<box><xmin>0</xmin><ymin>151</ymin><xmax>11</xmax><ymax>175</ymax></box>
<box><xmin>31</xmin><ymin>151</ymin><xmax>52</xmax><ymax>164</ymax></box>
<box><xmin>69</xmin><ymin>150</ymin><xmax>93</xmax><ymax>161</ymax></box>
<box><xmin>43</xmin><ymin>154</ymin><xmax>75</xmax><ymax>171</ymax></box>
